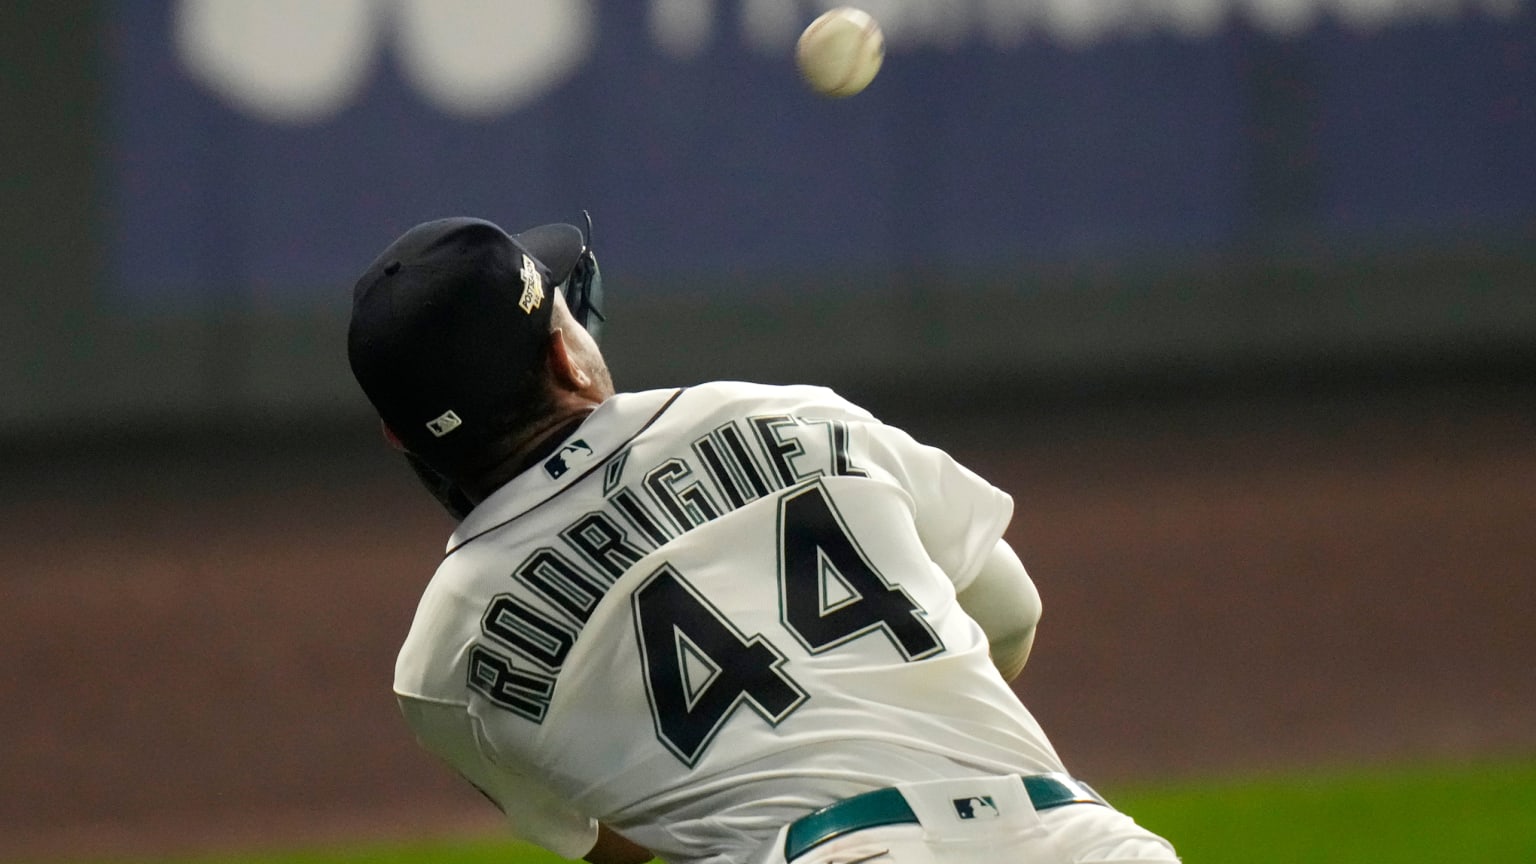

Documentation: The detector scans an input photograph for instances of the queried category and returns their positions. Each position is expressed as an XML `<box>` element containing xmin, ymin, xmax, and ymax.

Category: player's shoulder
<box><xmin>393</xmin><ymin>547</ymin><xmax>501</xmax><ymax>699</ymax></box>
<box><xmin>679</xmin><ymin>380</ymin><xmax>878</xmax><ymax>422</ymax></box>
<box><xmin>396</xmin><ymin>542</ymin><xmax>536</xmax><ymax>701</ymax></box>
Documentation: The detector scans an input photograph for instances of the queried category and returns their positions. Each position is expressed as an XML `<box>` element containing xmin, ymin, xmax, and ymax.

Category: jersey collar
<box><xmin>445</xmin><ymin>387</ymin><xmax>685</xmax><ymax>554</ymax></box>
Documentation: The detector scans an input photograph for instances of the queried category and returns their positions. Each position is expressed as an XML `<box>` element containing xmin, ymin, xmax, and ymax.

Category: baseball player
<box><xmin>347</xmin><ymin>216</ymin><xmax>1179</xmax><ymax>864</ymax></box>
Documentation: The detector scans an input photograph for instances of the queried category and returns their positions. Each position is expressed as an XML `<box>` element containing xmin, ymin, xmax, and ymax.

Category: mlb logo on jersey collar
<box><xmin>545</xmin><ymin>438</ymin><xmax>594</xmax><ymax>478</ymax></box>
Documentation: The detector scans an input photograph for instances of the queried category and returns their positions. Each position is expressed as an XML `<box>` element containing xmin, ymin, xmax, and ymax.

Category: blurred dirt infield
<box><xmin>3</xmin><ymin>382</ymin><xmax>1533</xmax><ymax>863</ymax></box>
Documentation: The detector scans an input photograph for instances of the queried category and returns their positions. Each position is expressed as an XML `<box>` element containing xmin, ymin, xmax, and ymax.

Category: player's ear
<box><xmin>548</xmin><ymin>327</ymin><xmax>593</xmax><ymax>391</ymax></box>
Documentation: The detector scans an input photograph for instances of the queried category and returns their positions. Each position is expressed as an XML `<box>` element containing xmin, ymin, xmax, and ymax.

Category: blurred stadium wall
<box><xmin>2</xmin><ymin>0</ymin><xmax>1533</xmax><ymax>434</ymax></box>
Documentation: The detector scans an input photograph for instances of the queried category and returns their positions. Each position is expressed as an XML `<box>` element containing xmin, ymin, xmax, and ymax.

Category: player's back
<box><xmin>395</xmin><ymin>382</ymin><xmax>1066</xmax><ymax>864</ymax></box>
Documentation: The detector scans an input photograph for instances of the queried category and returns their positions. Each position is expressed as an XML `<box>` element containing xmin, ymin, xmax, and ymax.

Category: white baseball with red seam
<box><xmin>795</xmin><ymin>7</ymin><xmax>885</xmax><ymax>98</ymax></box>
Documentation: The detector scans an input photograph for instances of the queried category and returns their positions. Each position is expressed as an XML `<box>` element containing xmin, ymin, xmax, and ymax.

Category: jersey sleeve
<box><xmin>851</xmin><ymin>420</ymin><xmax>1015</xmax><ymax>592</ymax></box>
<box><xmin>395</xmin><ymin>694</ymin><xmax>599</xmax><ymax>859</ymax></box>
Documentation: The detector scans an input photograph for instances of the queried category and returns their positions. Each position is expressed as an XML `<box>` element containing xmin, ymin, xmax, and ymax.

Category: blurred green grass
<box><xmin>68</xmin><ymin>758</ymin><xmax>1536</xmax><ymax>864</ymax></box>
<box><xmin>1112</xmin><ymin>758</ymin><xmax>1536</xmax><ymax>863</ymax></box>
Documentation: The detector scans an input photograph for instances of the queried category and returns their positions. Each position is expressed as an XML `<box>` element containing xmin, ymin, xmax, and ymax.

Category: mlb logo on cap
<box><xmin>426</xmin><ymin>410</ymin><xmax>463</xmax><ymax>438</ymax></box>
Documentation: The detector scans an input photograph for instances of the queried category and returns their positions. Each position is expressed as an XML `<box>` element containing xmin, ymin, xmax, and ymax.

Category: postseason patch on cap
<box><xmin>518</xmin><ymin>254</ymin><xmax>545</xmax><ymax>313</ymax></box>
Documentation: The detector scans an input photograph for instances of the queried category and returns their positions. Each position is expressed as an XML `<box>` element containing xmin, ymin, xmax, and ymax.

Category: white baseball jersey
<box><xmin>394</xmin><ymin>382</ymin><xmax>1069</xmax><ymax>864</ymax></box>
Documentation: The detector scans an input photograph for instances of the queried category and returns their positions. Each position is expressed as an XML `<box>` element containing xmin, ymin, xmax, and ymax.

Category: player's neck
<box><xmin>462</xmin><ymin>402</ymin><xmax>599</xmax><ymax>502</ymax></box>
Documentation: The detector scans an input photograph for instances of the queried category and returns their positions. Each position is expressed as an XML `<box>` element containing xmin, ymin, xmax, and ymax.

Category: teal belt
<box><xmin>784</xmin><ymin>773</ymin><xmax>1107</xmax><ymax>861</ymax></box>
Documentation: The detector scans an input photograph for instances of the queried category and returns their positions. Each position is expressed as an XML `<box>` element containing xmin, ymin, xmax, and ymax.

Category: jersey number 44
<box><xmin>631</xmin><ymin>481</ymin><xmax>944</xmax><ymax>765</ymax></box>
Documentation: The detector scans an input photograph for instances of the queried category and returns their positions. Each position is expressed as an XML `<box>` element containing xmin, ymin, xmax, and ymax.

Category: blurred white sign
<box><xmin>176</xmin><ymin>0</ymin><xmax>1525</xmax><ymax>123</ymax></box>
<box><xmin>176</xmin><ymin>0</ymin><xmax>596</xmax><ymax>122</ymax></box>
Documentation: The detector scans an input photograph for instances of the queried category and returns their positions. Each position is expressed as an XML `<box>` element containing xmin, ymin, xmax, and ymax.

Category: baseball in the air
<box><xmin>795</xmin><ymin>7</ymin><xmax>885</xmax><ymax>98</ymax></box>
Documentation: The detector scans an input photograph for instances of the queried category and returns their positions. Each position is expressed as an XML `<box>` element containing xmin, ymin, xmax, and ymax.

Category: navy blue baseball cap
<box><xmin>347</xmin><ymin>217</ymin><xmax>586</xmax><ymax>467</ymax></box>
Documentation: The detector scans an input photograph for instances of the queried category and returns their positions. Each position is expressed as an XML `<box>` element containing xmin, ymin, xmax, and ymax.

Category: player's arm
<box><xmin>954</xmin><ymin>538</ymin><xmax>1041</xmax><ymax>681</ymax></box>
<box><xmin>819</xmin><ymin>406</ymin><xmax>1034</xmax><ymax>676</ymax></box>
<box><xmin>585</xmin><ymin>824</ymin><xmax>653</xmax><ymax>864</ymax></box>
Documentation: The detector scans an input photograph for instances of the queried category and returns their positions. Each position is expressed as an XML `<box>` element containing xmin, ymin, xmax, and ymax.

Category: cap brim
<box><xmin>511</xmin><ymin>223</ymin><xmax>586</xmax><ymax>286</ymax></box>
